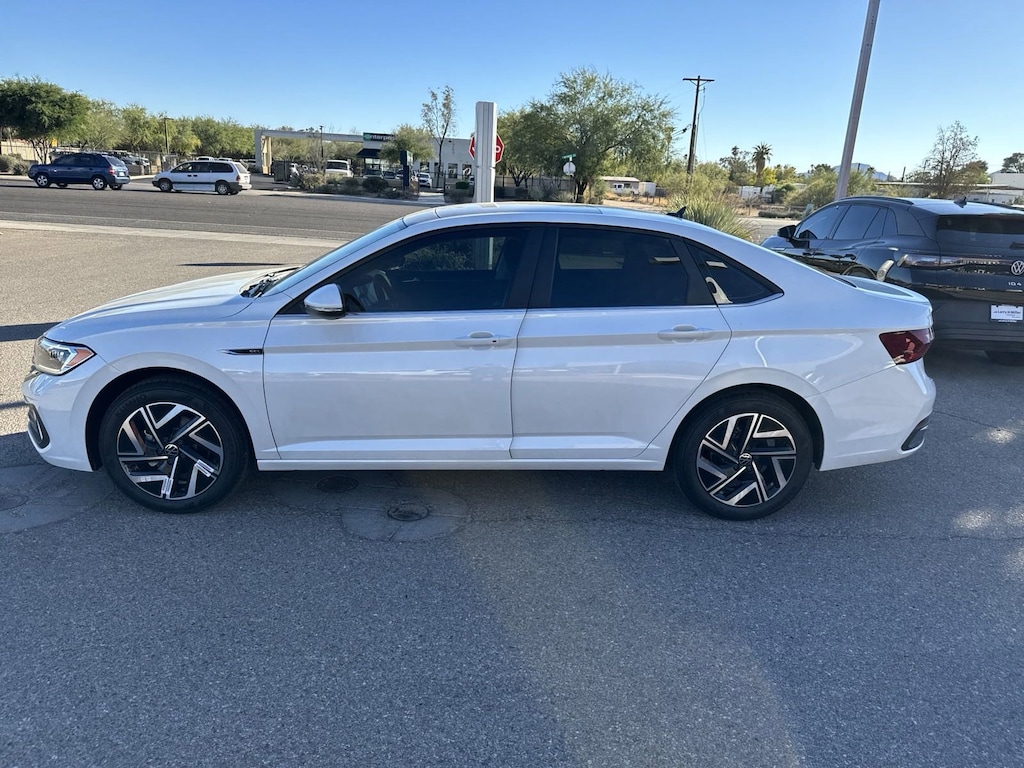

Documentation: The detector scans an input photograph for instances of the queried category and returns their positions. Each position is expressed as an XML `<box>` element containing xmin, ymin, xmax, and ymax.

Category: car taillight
<box><xmin>879</xmin><ymin>328</ymin><xmax>933</xmax><ymax>364</ymax></box>
<box><xmin>235</xmin><ymin>174</ymin><xmax>240</xmax><ymax>181</ymax></box>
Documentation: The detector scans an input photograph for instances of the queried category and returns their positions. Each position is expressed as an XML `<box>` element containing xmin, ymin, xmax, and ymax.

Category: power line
<box><xmin>683</xmin><ymin>76</ymin><xmax>713</xmax><ymax>175</ymax></box>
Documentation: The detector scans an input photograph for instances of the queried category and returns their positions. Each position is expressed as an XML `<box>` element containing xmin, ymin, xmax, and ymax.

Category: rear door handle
<box><xmin>658</xmin><ymin>325</ymin><xmax>710</xmax><ymax>341</ymax></box>
<box><xmin>454</xmin><ymin>331</ymin><xmax>513</xmax><ymax>348</ymax></box>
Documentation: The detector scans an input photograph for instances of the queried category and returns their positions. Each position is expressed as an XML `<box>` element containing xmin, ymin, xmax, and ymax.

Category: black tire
<box><xmin>56</xmin><ymin>183</ymin><xmax>68</xmax><ymax>188</ymax></box>
<box><xmin>34</xmin><ymin>173</ymin><xmax>51</xmax><ymax>188</ymax></box>
<box><xmin>985</xmin><ymin>350</ymin><xmax>1024</xmax><ymax>366</ymax></box>
<box><xmin>215</xmin><ymin>180</ymin><xmax>230</xmax><ymax>195</ymax></box>
<box><xmin>91</xmin><ymin>175</ymin><xmax>107</xmax><ymax>190</ymax></box>
<box><xmin>111</xmin><ymin>184</ymin><xmax>122</xmax><ymax>190</ymax></box>
<box><xmin>673</xmin><ymin>393</ymin><xmax>813</xmax><ymax>521</ymax></box>
<box><xmin>98</xmin><ymin>377</ymin><xmax>250</xmax><ymax>513</ymax></box>
<box><xmin>158</xmin><ymin>178</ymin><xmax>173</xmax><ymax>192</ymax></box>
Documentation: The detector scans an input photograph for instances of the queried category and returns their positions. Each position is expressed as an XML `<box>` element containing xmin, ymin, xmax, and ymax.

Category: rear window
<box><xmin>935</xmin><ymin>214</ymin><xmax>1024</xmax><ymax>248</ymax></box>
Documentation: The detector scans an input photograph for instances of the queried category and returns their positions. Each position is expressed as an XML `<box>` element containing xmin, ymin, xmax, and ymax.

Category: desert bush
<box><xmin>362</xmin><ymin>176</ymin><xmax>388</xmax><ymax>193</ymax></box>
<box><xmin>0</xmin><ymin>155</ymin><xmax>10</xmax><ymax>172</ymax></box>
<box><xmin>10</xmin><ymin>160</ymin><xmax>27</xmax><ymax>175</ymax></box>
<box><xmin>342</xmin><ymin>177</ymin><xmax>361</xmax><ymax>194</ymax></box>
<box><xmin>298</xmin><ymin>172</ymin><xmax>325</xmax><ymax>192</ymax></box>
<box><xmin>666</xmin><ymin>191</ymin><xmax>754</xmax><ymax>241</ymax></box>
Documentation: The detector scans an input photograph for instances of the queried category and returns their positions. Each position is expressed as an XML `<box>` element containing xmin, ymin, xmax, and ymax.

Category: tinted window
<box><xmin>549</xmin><ymin>229</ymin><xmax>689</xmax><ymax>308</ymax></box>
<box><xmin>52</xmin><ymin>155</ymin><xmax>77</xmax><ymax>166</ymax></box>
<box><xmin>212</xmin><ymin>162</ymin><xmax>234</xmax><ymax>173</ymax></box>
<box><xmin>335</xmin><ymin>227</ymin><xmax>528</xmax><ymax>312</ymax></box>
<box><xmin>795</xmin><ymin>205</ymin><xmax>844</xmax><ymax>240</ymax></box>
<box><xmin>193</xmin><ymin>162</ymin><xmax>213</xmax><ymax>173</ymax></box>
<box><xmin>687</xmin><ymin>242</ymin><xmax>780</xmax><ymax>305</ymax></box>
<box><xmin>935</xmin><ymin>214</ymin><xmax>1024</xmax><ymax>248</ymax></box>
<box><xmin>832</xmin><ymin>205</ymin><xmax>883</xmax><ymax>240</ymax></box>
<box><xmin>894</xmin><ymin>208</ymin><xmax>926</xmax><ymax>237</ymax></box>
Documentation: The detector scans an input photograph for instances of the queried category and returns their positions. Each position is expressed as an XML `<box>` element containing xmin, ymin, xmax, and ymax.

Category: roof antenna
<box><xmin>667</xmin><ymin>205</ymin><xmax>687</xmax><ymax>218</ymax></box>
<box><xmin>955</xmin><ymin>196</ymin><xmax>967</xmax><ymax>207</ymax></box>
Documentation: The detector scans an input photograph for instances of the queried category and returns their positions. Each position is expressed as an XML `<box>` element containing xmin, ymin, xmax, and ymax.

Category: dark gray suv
<box><xmin>762</xmin><ymin>197</ymin><xmax>1024</xmax><ymax>365</ymax></box>
<box><xmin>27</xmin><ymin>152</ymin><xmax>131</xmax><ymax>190</ymax></box>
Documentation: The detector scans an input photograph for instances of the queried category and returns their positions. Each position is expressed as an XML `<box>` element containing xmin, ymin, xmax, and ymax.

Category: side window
<box><xmin>335</xmin><ymin>227</ymin><xmax>528</xmax><ymax>313</ymax></box>
<box><xmin>213</xmin><ymin>162</ymin><xmax>233</xmax><ymax>173</ymax></box>
<box><xmin>52</xmin><ymin>155</ymin><xmax>77</xmax><ymax>166</ymax></box>
<box><xmin>881</xmin><ymin>209</ymin><xmax>898</xmax><ymax>237</ymax></box>
<box><xmin>894</xmin><ymin>209</ymin><xmax>927</xmax><ymax>237</ymax></box>
<box><xmin>686</xmin><ymin>242</ymin><xmax>780</xmax><ymax>305</ymax></box>
<box><xmin>832</xmin><ymin>205</ymin><xmax>883</xmax><ymax>240</ymax></box>
<box><xmin>549</xmin><ymin>228</ymin><xmax>689</xmax><ymax>308</ymax></box>
<box><xmin>795</xmin><ymin>205</ymin><xmax>844</xmax><ymax>240</ymax></box>
<box><xmin>194</xmin><ymin>162</ymin><xmax>213</xmax><ymax>173</ymax></box>
<box><xmin>174</xmin><ymin>163</ymin><xmax>193</xmax><ymax>173</ymax></box>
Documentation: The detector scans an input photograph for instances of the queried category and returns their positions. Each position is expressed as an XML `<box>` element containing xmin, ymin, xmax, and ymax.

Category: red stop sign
<box><xmin>469</xmin><ymin>134</ymin><xmax>504</xmax><ymax>163</ymax></box>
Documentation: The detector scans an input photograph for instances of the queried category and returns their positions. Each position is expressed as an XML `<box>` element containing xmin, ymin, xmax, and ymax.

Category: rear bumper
<box><xmin>931</xmin><ymin>298</ymin><xmax>1024</xmax><ymax>351</ymax></box>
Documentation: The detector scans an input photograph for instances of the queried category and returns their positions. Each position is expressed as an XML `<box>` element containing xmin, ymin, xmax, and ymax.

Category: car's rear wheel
<box><xmin>56</xmin><ymin>183</ymin><xmax>67</xmax><ymax>188</ymax></box>
<box><xmin>985</xmin><ymin>350</ymin><xmax>1024</xmax><ymax>366</ymax></box>
<box><xmin>98</xmin><ymin>377</ymin><xmax>250</xmax><ymax>513</ymax></box>
<box><xmin>158</xmin><ymin>178</ymin><xmax>173</xmax><ymax>192</ymax></box>
<box><xmin>34</xmin><ymin>173</ymin><xmax>51</xmax><ymax>188</ymax></box>
<box><xmin>111</xmin><ymin>184</ymin><xmax>122</xmax><ymax>190</ymax></box>
<box><xmin>215</xmin><ymin>180</ymin><xmax>230</xmax><ymax>195</ymax></box>
<box><xmin>91</xmin><ymin>175</ymin><xmax>107</xmax><ymax>190</ymax></box>
<box><xmin>673</xmin><ymin>393</ymin><xmax>813</xmax><ymax>521</ymax></box>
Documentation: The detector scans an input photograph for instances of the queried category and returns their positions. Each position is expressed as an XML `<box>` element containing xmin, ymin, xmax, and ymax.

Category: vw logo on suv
<box><xmin>1011</xmin><ymin>260</ymin><xmax>1024</xmax><ymax>276</ymax></box>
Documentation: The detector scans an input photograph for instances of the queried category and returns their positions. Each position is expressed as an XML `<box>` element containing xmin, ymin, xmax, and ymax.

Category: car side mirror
<box><xmin>777</xmin><ymin>224</ymin><xmax>797</xmax><ymax>241</ymax></box>
<box><xmin>304</xmin><ymin>284</ymin><xmax>346</xmax><ymax>318</ymax></box>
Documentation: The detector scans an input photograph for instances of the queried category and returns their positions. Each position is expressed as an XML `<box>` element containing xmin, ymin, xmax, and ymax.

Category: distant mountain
<box><xmin>833</xmin><ymin>162</ymin><xmax>890</xmax><ymax>181</ymax></box>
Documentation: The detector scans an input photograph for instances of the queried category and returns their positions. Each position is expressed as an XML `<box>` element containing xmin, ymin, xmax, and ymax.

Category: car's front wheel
<box><xmin>91</xmin><ymin>175</ymin><xmax>107</xmax><ymax>190</ymax></box>
<box><xmin>215</xmin><ymin>180</ymin><xmax>230</xmax><ymax>195</ymax></box>
<box><xmin>158</xmin><ymin>179</ymin><xmax>172</xmax><ymax>192</ymax></box>
<box><xmin>986</xmin><ymin>350</ymin><xmax>1024</xmax><ymax>366</ymax></box>
<box><xmin>673</xmin><ymin>393</ymin><xmax>813</xmax><ymax>521</ymax></box>
<box><xmin>98</xmin><ymin>377</ymin><xmax>250</xmax><ymax>513</ymax></box>
<box><xmin>34</xmin><ymin>173</ymin><xmax>51</xmax><ymax>188</ymax></box>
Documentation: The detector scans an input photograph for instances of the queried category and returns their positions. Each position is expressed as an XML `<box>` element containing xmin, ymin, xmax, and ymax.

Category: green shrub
<box><xmin>383</xmin><ymin>188</ymin><xmax>401</xmax><ymax>199</ymax></box>
<box><xmin>362</xmin><ymin>176</ymin><xmax>388</xmax><ymax>193</ymax></box>
<box><xmin>0</xmin><ymin>155</ymin><xmax>10</xmax><ymax>172</ymax></box>
<box><xmin>10</xmin><ymin>160</ymin><xmax>27</xmax><ymax>175</ymax></box>
<box><xmin>454</xmin><ymin>180</ymin><xmax>470</xmax><ymax>190</ymax></box>
<box><xmin>342</xmin><ymin>177</ymin><xmax>361</xmax><ymax>194</ymax></box>
<box><xmin>298</xmin><ymin>172</ymin><xmax>325</xmax><ymax>191</ymax></box>
<box><xmin>667</xmin><ymin>191</ymin><xmax>754</xmax><ymax>241</ymax></box>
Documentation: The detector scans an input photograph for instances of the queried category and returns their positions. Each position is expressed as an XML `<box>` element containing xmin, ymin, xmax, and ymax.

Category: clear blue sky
<box><xmin>3</xmin><ymin>0</ymin><xmax>1020</xmax><ymax>177</ymax></box>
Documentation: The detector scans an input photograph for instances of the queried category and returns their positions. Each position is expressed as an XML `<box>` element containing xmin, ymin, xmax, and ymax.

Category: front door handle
<box><xmin>658</xmin><ymin>325</ymin><xmax>710</xmax><ymax>341</ymax></box>
<box><xmin>454</xmin><ymin>331</ymin><xmax>513</xmax><ymax>348</ymax></box>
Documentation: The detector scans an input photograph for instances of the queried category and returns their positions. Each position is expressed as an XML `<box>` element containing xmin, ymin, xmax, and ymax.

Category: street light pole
<box><xmin>319</xmin><ymin>125</ymin><xmax>324</xmax><ymax>170</ymax></box>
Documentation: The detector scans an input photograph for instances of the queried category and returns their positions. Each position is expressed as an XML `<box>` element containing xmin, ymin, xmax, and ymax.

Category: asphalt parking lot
<box><xmin>1</xmin><ymin>188</ymin><xmax>1023</xmax><ymax>767</ymax></box>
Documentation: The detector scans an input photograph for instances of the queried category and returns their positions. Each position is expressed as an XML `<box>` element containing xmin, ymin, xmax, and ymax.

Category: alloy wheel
<box><xmin>115</xmin><ymin>401</ymin><xmax>224</xmax><ymax>501</ymax></box>
<box><xmin>695</xmin><ymin>412</ymin><xmax>798</xmax><ymax>508</ymax></box>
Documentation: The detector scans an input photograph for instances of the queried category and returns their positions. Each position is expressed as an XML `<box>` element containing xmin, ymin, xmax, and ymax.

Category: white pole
<box><xmin>474</xmin><ymin>101</ymin><xmax>497</xmax><ymax>203</ymax></box>
<box><xmin>836</xmin><ymin>0</ymin><xmax>881</xmax><ymax>201</ymax></box>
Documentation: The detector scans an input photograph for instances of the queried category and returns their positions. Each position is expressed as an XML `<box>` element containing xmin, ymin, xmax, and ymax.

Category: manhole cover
<box><xmin>0</xmin><ymin>493</ymin><xmax>28</xmax><ymax>511</ymax></box>
<box><xmin>387</xmin><ymin>502</ymin><xmax>430</xmax><ymax>522</ymax></box>
<box><xmin>316</xmin><ymin>475</ymin><xmax>359</xmax><ymax>494</ymax></box>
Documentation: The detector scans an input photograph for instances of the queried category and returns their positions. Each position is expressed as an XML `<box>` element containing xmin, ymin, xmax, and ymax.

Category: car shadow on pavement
<box><xmin>0</xmin><ymin>322</ymin><xmax>57</xmax><ymax>342</ymax></box>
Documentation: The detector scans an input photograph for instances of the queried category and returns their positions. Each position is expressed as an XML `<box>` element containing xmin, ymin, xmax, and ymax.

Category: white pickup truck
<box><xmin>324</xmin><ymin>159</ymin><xmax>353</xmax><ymax>178</ymax></box>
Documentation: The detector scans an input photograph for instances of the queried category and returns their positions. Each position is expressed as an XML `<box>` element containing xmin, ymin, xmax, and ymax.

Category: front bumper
<box><xmin>22</xmin><ymin>365</ymin><xmax>106</xmax><ymax>473</ymax></box>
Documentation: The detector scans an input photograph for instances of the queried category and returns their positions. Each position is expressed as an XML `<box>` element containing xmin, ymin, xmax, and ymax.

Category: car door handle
<box><xmin>454</xmin><ymin>331</ymin><xmax>512</xmax><ymax>348</ymax></box>
<box><xmin>658</xmin><ymin>325</ymin><xmax>710</xmax><ymax>341</ymax></box>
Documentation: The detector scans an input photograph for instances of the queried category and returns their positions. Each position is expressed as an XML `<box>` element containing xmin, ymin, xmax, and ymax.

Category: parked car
<box><xmin>27</xmin><ymin>152</ymin><xmax>131</xmax><ymax>190</ymax></box>
<box><xmin>416</xmin><ymin>172</ymin><xmax>432</xmax><ymax>189</ymax></box>
<box><xmin>151</xmin><ymin>160</ymin><xmax>251</xmax><ymax>195</ymax></box>
<box><xmin>23</xmin><ymin>203</ymin><xmax>935</xmax><ymax>520</ymax></box>
<box><xmin>761</xmin><ymin>196</ymin><xmax>1024</xmax><ymax>365</ymax></box>
<box><xmin>324</xmin><ymin>159</ymin><xmax>353</xmax><ymax>178</ymax></box>
<box><xmin>382</xmin><ymin>170</ymin><xmax>398</xmax><ymax>180</ymax></box>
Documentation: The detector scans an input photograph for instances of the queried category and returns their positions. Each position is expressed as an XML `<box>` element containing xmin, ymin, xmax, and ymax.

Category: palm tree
<box><xmin>753</xmin><ymin>143</ymin><xmax>772</xmax><ymax>184</ymax></box>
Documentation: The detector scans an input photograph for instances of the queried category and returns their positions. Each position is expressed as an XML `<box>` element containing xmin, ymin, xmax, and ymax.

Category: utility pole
<box><xmin>683</xmin><ymin>75</ymin><xmax>713</xmax><ymax>175</ymax></box>
<box><xmin>835</xmin><ymin>0</ymin><xmax>881</xmax><ymax>200</ymax></box>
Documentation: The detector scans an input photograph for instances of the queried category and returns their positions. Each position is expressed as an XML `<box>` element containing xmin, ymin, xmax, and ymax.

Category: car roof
<box><xmin>843</xmin><ymin>196</ymin><xmax>1024</xmax><ymax>217</ymax></box>
<box><xmin>401</xmin><ymin>202</ymin><xmax>704</xmax><ymax>233</ymax></box>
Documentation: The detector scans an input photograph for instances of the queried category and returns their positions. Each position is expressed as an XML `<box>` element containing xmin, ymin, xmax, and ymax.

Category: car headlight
<box><xmin>32</xmin><ymin>337</ymin><xmax>95</xmax><ymax>375</ymax></box>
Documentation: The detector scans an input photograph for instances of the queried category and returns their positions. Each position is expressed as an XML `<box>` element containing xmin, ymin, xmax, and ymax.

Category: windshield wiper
<box><xmin>241</xmin><ymin>268</ymin><xmax>298</xmax><ymax>298</ymax></box>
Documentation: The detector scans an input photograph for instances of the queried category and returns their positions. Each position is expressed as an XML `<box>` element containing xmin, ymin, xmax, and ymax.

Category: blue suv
<box><xmin>27</xmin><ymin>152</ymin><xmax>131</xmax><ymax>190</ymax></box>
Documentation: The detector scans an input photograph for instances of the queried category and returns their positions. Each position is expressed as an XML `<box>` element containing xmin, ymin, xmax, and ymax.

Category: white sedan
<box><xmin>23</xmin><ymin>204</ymin><xmax>935</xmax><ymax>520</ymax></box>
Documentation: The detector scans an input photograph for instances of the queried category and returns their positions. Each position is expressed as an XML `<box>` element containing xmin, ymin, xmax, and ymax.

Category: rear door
<box><xmin>510</xmin><ymin>226</ymin><xmax>730</xmax><ymax>460</ymax></box>
<box><xmin>777</xmin><ymin>204</ymin><xmax>846</xmax><ymax>272</ymax></box>
<box><xmin>814</xmin><ymin>203</ymin><xmax>886</xmax><ymax>275</ymax></box>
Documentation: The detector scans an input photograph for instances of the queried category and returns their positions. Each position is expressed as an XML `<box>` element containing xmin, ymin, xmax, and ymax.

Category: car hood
<box><xmin>45</xmin><ymin>269</ymin><xmax>266</xmax><ymax>341</ymax></box>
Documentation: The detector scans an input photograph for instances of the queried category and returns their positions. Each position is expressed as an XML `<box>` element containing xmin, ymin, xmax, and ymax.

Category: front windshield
<box><xmin>266</xmin><ymin>218</ymin><xmax>409</xmax><ymax>296</ymax></box>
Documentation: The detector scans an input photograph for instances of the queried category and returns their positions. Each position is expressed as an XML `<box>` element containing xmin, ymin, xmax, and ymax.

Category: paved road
<box><xmin>1</xmin><ymin>184</ymin><xmax>1023</xmax><ymax>767</ymax></box>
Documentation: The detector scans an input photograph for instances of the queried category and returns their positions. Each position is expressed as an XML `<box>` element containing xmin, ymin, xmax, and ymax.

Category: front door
<box><xmin>262</xmin><ymin>225</ymin><xmax>538</xmax><ymax>463</ymax></box>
